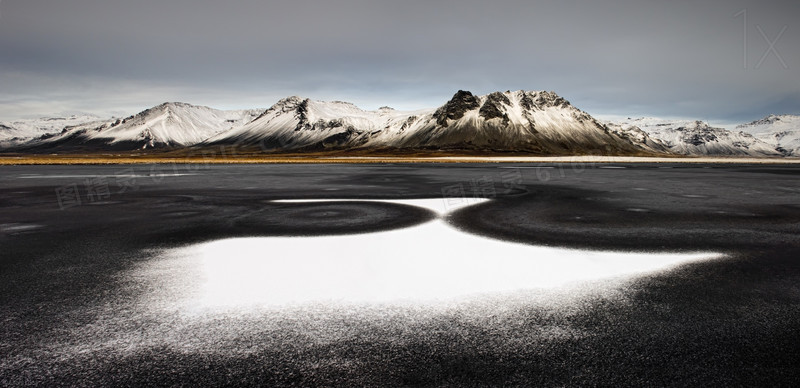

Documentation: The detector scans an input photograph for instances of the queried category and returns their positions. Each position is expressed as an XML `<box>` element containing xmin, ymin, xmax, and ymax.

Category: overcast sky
<box><xmin>0</xmin><ymin>0</ymin><xmax>798</xmax><ymax>123</ymax></box>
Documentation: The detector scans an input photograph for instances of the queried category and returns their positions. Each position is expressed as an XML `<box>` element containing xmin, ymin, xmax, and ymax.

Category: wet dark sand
<box><xmin>1</xmin><ymin>163</ymin><xmax>799</xmax><ymax>386</ymax></box>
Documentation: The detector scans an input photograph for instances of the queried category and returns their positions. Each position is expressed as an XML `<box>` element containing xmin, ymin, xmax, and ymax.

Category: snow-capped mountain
<box><xmin>604</xmin><ymin>122</ymin><xmax>670</xmax><ymax>153</ymax></box>
<box><xmin>0</xmin><ymin>115</ymin><xmax>103</xmax><ymax>147</ymax></box>
<box><xmin>206</xmin><ymin>90</ymin><xmax>659</xmax><ymax>155</ymax></box>
<box><xmin>4</xmin><ymin>93</ymin><xmax>795</xmax><ymax>157</ymax></box>
<box><xmin>22</xmin><ymin>103</ymin><xmax>263</xmax><ymax>150</ymax></box>
<box><xmin>736</xmin><ymin>114</ymin><xmax>800</xmax><ymax>156</ymax></box>
<box><xmin>204</xmin><ymin>96</ymin><xmax>428</xmax><ymax>150</ymax></box>
<box><xmin>608</xmin><ymin>117</ymin><xmax>782</xmax><ymax>157</ymax></box>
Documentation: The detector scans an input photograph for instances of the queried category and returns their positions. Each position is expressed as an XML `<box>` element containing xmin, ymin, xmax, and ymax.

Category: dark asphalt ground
<box><xmin>1</xmin><ymin>163</ymin><xmax>799</xmax><ymax>386</ymax></box>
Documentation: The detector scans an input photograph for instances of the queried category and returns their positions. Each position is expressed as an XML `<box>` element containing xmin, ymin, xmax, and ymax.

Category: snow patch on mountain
<box><xmin>0</xmin><ymin>115</ymin><xmax>103</xmax><ymax>146</ymax></box>
<box><xmin>609</xmin><ymin>117</ymin><xmax>781</xmax><ymax>157</ymax></box>
<box><xmin>31</xmin><ymin>103</ymin><xmax>263</xmax><ymax>150</ymax></box>
<box><xmin>736</xmin><ymin>114</ymin><xmax>800</xmax><ymax>156</ymax></box>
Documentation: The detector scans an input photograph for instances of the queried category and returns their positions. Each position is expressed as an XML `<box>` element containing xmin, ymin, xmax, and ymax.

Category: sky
<box><xmin>0</xmin><ymin>0</ymin><xmax>798</xmax><ymax>124</ymax></box>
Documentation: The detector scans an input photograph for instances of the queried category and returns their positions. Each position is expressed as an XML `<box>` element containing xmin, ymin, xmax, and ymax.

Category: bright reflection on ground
<box><xmin>153</xmin><ymin>199</ymin><xmax>721</xmax><ymax>310</ymax></box>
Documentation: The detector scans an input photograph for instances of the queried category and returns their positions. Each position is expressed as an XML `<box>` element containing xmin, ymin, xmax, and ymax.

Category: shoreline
<box><xmin>2</xmin><ymin>155</ymin><xmax>800</xmax><ymax>165</ymax></box>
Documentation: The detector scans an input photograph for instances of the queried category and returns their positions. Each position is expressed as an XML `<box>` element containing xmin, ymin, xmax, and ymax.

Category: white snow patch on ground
<box><xmin>136</xmin><ymin>198</ymin><xmax>721</xmax><ymax>312</ymax></box>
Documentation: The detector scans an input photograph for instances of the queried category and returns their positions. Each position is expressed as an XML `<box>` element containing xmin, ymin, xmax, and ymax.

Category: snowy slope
<box><xmin>604</xmin><ymin>122</ymin><xmax>670</xmax><ymax>153</ymax></box>
<box><xmin>28</xmin><ymin>103</ymin><xmax>262</xmax><ymax>150</ymax></box>
<box><xmin>736</xmin><ymin>114</ymin><xmax>800</xmax><ymax>156</ymax></box>
<box><xmin>207</xmin><ymin>91</ymin><xmax>659</xmax><ymax>155</ymax></box>
<box><xmin>205</xmin><ymin>96</ymin><xmax>429</xmax><ymax>150</ymax></box>
<box><xmin>609</xmin><ymin>117</ymin><xmax>781</xmax><ymax>157</ymax></box>
<box><xmin>0</xmin><ymin>115</ymin><xmax>103</xmax><ymax>147</ymax></box>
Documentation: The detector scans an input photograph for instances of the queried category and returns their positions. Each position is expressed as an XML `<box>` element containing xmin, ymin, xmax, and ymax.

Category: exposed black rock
<box><xmin>740</xmin><ymin>114</ymin><xmax>783</xmax><ymax>127</ymax></box>
<box><xmin>293</xmin><ymin>99</ymin><xmax>311</xmax><ymax>131</ymax></box>
<box><xmin>479</xmin><ymin>92</ymin><xmax>511</xmax><ymax>124</ymax></box>
<box><xmin>307</xmin><ymin>118</ymin><xmax>344</xmax><ymax>131</ymax></box>
<box><xmin>433</xmin><ymin>90</ymin><xmax>480</xmax><ymax>127</ymax></box>
<box><xmin>321</xmin><ymin>126</ymin><xmax>365</xmax><ymax>148</ymax></box>
<box><xmin>679</xmin><ymin>122</ymin><xmax>720</xmax><ymax>146</ymax></box>
<box><xmin>399</xmin><ymin>116</ymin><xmax>418</xmax><ymax>132</ymax></box>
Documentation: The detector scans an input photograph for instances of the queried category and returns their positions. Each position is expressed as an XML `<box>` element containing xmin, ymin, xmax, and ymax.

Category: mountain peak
<box><xmin>274</xmin><ymin>96</ymin><xmax>306</xmax><ymax>106</ymax></box>
<box><xmin>687</xmin><ymin>120</ymin><xmax>709</xmax><ymax>129</ymax></box>
<box><xmin>428</xmin><ymin>89</ymin><xmax>583</xmax><ymax>128</ymax></box>
<box><xmin>738</xmin><ymin>114</ymin><xmax>800</xmax><ymax>128</ymax></box>
<box><xmin>137</xmin><ymin>102</ymin><xmax>201</xmax><ymax>120</ymax></box>
<box><xmin>518</xmin><ymin>90</ymin><xmax>570</xmax><ymax>110</ymax></box>
<box><xmin>264</xmin><ymin>96</ymin><xmax>309</xmax><ymax>115</ymax></box>
<box><xmin>433</xmin><ymin>90</ymin><xmax>480</xmax><ymax>126</ymax></box>
<box><xmin>152</xmin><ymin>102</ymin><xmax>198</xmax><ymax>111</ymax></box>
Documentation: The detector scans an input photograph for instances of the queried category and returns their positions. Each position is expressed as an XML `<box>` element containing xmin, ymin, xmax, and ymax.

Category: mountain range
<box><xmin>2</xmin><ymin>91</ymin><xmax>797</xmax><ymax>157</ymax></box>
<box><xmin>606</xmin><ymin>117</ymin><xmax>784</xmax><ymax>157</ymax></box>
<box><xmin>736</xmin><ymin>115</ymin><xmax>800</xmax><ymax>156</ymax></box>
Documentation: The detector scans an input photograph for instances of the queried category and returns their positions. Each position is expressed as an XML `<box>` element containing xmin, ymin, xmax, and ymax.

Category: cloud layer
<box><xmin>1</xmin><ymin>0</ymin><xmax>798</xmax><ymax>122</ymax></box>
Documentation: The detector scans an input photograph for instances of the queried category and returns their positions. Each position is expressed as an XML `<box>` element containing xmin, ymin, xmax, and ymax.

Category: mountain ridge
<box><xmin>606</xmin><ymin>117</ymin><xmax>784</xmax><ymax>157</ymax></box>
<box><xmin>9</xmin><ymin>103</ymin><xmax>262</xmax><ymax>151</ymax></box>
<box><xmin>201</xmin><ymin>90</ymin><xmax>656</xmax><ymax>156</ymax></box>
<box><xmin>2</xmin><ymin>93</ymin><xmax>797</xmax><ymax>157</ymax></box>
<box><xmin>736</xmin><ymin>114</ymin><xmax>800</xmax><ymax>156</ymax></box>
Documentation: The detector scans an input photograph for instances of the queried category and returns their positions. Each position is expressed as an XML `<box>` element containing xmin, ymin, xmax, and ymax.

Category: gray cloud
<box><xmin>0</xmin><ymin>0</ymin><xmax>798</xmax><ymax>122</ymax></box>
